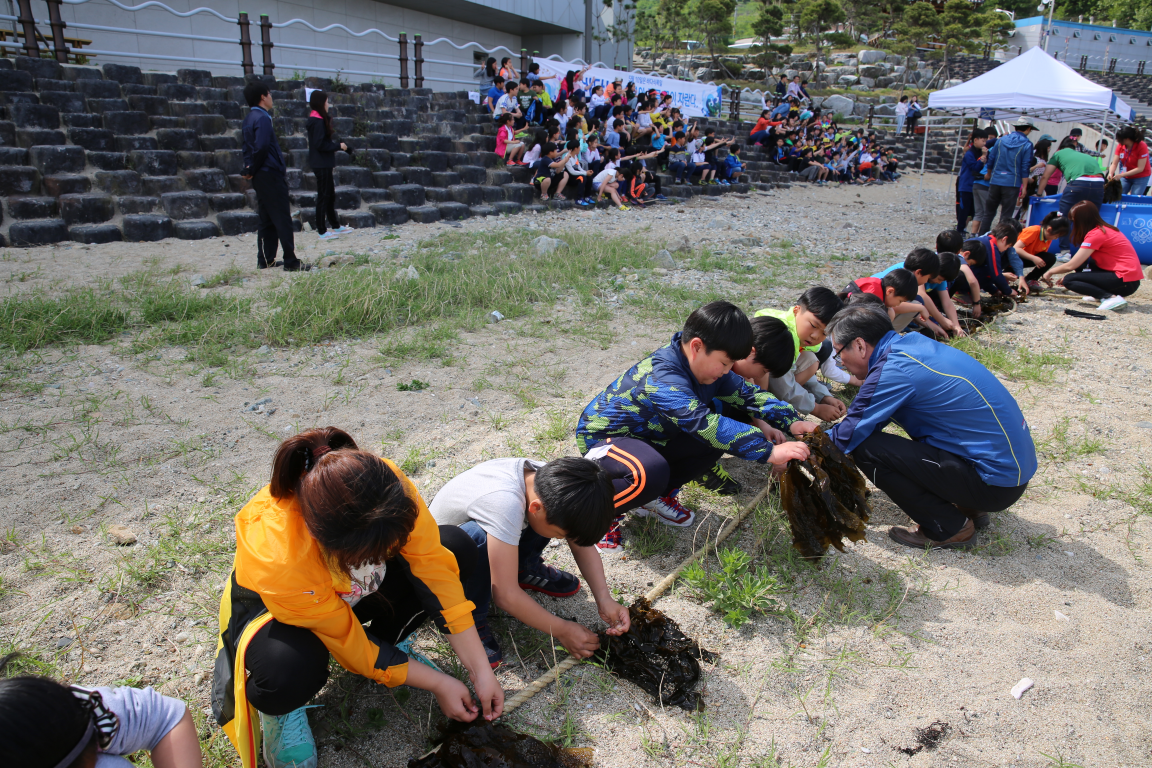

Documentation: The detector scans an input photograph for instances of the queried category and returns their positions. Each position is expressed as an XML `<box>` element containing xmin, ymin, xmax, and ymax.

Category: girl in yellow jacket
<box><xmin>211</xmin><ymin>427</ymin><xmax>502</xmax><ymax>768</ymax></box>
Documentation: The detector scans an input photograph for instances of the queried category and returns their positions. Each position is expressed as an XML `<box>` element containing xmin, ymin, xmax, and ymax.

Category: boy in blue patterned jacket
<box><xmin>576</xmin><ymin>301</ymin><xmax>817</xmax><ymax>549</ymax></box>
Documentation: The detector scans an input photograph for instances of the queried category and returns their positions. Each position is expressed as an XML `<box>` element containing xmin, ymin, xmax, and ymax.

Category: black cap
<box><xmin>1070</xmin><ymin>127</ymin><xmax>1083</xmax><ymax>136</ymax></box>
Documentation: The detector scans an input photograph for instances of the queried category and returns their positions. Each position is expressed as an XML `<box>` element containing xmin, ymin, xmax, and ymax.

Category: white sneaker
<box><xmin>1056</xmin><ymin>253</ymin><xmax>1072</xmax><ymax>263</ymax></box>
<box><xmin>1078</xmin><ymin>295</ymin><xmax>1099</xmax><ymax>305</ymax></box>
<box><xmin>331</xmin><ymin>225</ymin><xmax>353</xmax><ymax>234</ymax></box>
<box><xmin>819</xmin><ymin>354</ymin><xmax>852</xmax><ymax>384</ymax></box>
<box><xmin>635</xmin><ymin>495</ymin><xmax>695</xmax><ymax>527</ymax></box>
<box><xmin>1098</xmin><ymin>295</ymin><xmax>1128</xmax><ymax>312</ymax></box>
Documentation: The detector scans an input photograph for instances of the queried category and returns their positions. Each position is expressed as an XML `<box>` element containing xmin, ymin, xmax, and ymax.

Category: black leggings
<box><xmin>1023</xmin><ymin>251</ymin><xmax>1057</xmax><ymax>283</ymax></box>
<box><xmin>1061</xmin><ymin>270</ymin><xmax>1141</xmax><ymax>300</ymax></box>
<box><xmin>313</xmin><ymin>167</ymin><xmax>340</xmax><ymax>235</ymax></box>
<box><xmin>851</xmin><ymin>432</ymin><xmax>1027</xmax><ymax>541</ymax></box>
<box><xmin>244</xmin><ymin>526</ymin><xmax>478</xmax><ymax>716</ymax></box>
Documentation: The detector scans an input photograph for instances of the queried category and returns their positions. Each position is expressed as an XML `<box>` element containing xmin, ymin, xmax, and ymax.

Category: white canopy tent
<box><xmin>914</xmin><ymin>47</ymin><xmax>1137</xmax><ymax>209</ymax></box>
<box><xmin>928</xmin><ymin>46</ymin><xmax>1134</xmax><ymax>123</ymax></box>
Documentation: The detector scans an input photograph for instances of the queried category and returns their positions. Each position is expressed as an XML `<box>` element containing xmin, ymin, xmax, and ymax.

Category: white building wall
<box><xmin>51</xmin><ymin>0</ymin><xmax>622</xmax><ymax>89</ymax></box>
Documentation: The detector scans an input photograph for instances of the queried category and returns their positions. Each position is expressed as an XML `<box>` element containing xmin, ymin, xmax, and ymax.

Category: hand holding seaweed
<box><xmin>592</xmin><ymin>598</ymin><xmax>717</xmax><ymax>711</ymax></box>
<box><xmin>780</xmin><ymin>429</ymin><xmax>871</xmax><ymax>559</ymax></box>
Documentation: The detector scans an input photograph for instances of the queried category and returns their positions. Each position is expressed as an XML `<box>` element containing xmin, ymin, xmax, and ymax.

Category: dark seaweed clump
<box><xmin>592</xmin><ymin>597</ymin><xmax>717</xmax><ymax>711</ymax></box>
<box><xmin>408</xmin><ymin>721</ymin><xmax>591</xmax><ymax>768</ymax></box>
<box><xmin>780</xmin><ymin>429</ymin><xmax>871</xmax><ymax>560</ymax></box>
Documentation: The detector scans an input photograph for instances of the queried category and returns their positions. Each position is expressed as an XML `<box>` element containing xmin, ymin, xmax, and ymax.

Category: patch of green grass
<box><xmin>683</xmin><ymin>547</ymin><xmax>781</xmax><ymax>627</ymax></box>
<box><xmin>622</xmin><ymin>514</ymin><xmax>676</xmax><ymax>559</ymax></box>
<box><xmin>201</xmin><ymin>265</ymin><xmax>246</xmax><ymax>289</ymax></box>
<box><xmin>1036</xmin><ymin>417</ymin><xmax>1106</xmax><ymax>463</ymax></box>
<box><xmin>533</xmin><ymin>408</ymin><xmax>573</xmax><ymax>445</ymax></box>
<box><xmin>398</xmin><ymin>444</ymin><xmax>438</xmax><ymax>475</ymax></box>
<box><xmin>397</xmin><ymin>379</ymin><xmax>429</xmax><ymax>392</ymax></box>
<box><xmin>1039</xmin><ymin>751</ymin><xmax>1085</xmax><ymax>768</ymax></box>
<box><xmin>377</xmin><ymin>324</ymin><xmax>459</xmax><ymax>365</ymax></box>
<box><xmin>950</xmin><ymin>335</ymin><xmax>1072</xmax><ymax>383</ymax></box>
<box><xmin>0</xmin><ymin>288</ymin><xmax>129</xmax><ymax>352</ymax></box>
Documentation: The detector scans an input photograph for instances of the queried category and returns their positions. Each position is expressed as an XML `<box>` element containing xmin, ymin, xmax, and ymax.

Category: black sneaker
<box><xmin>474</xmin><ymin>619</ymin><xmax>503</xmax><ymax>669</ymax></box>
<box><xmin>699</xmin><ymin>462</ymin><xmax>742</xmax><ymax>496</ymax></box>
<box><xmin>284</xmin><ymin>262</ymin><xmax>313</xmax><ymax>272</ymax></box>
<box><xmin>258</xmin><ymin>260</ymin><xmax>283</xmax><ymax>269</ymax></box>
<box><xmin>517</xmin><ymin>559</ymin><xmax>580</xmax><ymax>597</ymax></box>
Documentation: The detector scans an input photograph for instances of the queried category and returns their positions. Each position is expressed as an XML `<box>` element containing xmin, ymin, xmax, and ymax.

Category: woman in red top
<box><xmin>748</xmin><ymin>109</ymin><xmax>783</xmax><ymax>146</ymax></box>
<box><xmin>1043</xmin><ymin>200</ymin><xmax>1142</xmax><ymax>311</ymax></box>
<box><xmin>1109</xmin><ymin>125</ymin><xmax>1149</xmax><ymax>197</ymax></box>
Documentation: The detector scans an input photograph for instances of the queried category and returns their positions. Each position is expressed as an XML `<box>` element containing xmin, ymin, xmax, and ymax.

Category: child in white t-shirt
<box><xmin>0</xmin><ymin>654</ymin><xmax>202</xmax><ymax>768</ymax></box>
<box><xmin>430</xmin><ymin>457</ymin><xmax>626</xmax><ymax>668</ymax></box>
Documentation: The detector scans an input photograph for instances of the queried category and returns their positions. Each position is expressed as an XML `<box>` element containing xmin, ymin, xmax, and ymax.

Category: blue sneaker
<box><xmin>654</xmin><ymin>194</ymin><xmax>668</xmax><ymax>200</ymax></box>
<box><xmin>474</xmin><ymin>619</ymin><xmax>504</xmax><ymax>669</ymax></box>
<box><xmin>331</xmin><ymin>225</ymin><xmax>353</xmax><ymax>235</ymax></box>
<box><xmin>518</xmin><ymin>559</ymin><xmax>580</xmax><ymax>597</ymax></box>
<box><xmin>260</xmin><ymin>706</ymin><xmax>319</xmax><ymax>768</ymax></box>
<box><xmin>394</xmin><ymin>632</ymin><xmax>441</xmax><ymax>672</ymax></box>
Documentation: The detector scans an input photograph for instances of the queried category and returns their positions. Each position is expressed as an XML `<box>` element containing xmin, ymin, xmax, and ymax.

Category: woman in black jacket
<box><xmin>307</xmin><ymin>90</ymin><xmax>350</xmax><ymax>239</ymax></box>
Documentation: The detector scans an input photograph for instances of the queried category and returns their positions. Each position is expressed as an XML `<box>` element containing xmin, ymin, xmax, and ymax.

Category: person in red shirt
<box><xmin>1044</xmin><ymin>200</ymin><xmax>1142</xmax><ymax>311</ymax></box>
<box><xmin>1109</xmin><ymin>125</ymin><xmax>1149</xmax><ymax>197</ymax></box>
<box><xmin>838</xmin><ymin>269</ymin><xmax>923</xmax><ymax>326</ymax></box>
<box><xmin>748</xmin><ymin>109</ymin><xmax>784</xmax><ymax>146</ymax></box>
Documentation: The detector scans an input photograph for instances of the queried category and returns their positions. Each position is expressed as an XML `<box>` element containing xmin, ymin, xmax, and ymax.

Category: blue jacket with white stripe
<box><xmin>829</xmin><ymin>332</ymin><xmax>1036</xmax><ymax>488</ymax></box>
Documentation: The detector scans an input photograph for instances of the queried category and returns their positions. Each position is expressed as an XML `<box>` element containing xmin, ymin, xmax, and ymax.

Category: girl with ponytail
<box><xmin>1014</xmin><ymin>211</ymin><xmax>1071</xmax><ymax>291</ymax></box>
<box><xmin>306</xmin><ymin>90</ymin><xmax>352</xmax><ymax>240</ymax></box>
<box><xmin>212</xmin><ymin>428</ymin><xmax>501</xmax><ymax>768</ymax></box>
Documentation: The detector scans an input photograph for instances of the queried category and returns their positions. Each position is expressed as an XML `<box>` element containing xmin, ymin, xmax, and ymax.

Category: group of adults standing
<box><xmin>954</xmin><ymin>116</ymin><xmax>1146</xmax><ymax>311</ymax></box>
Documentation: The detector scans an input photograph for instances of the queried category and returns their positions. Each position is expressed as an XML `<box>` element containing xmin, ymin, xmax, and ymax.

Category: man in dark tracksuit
<box><xmin>242</xmin><ymin>82</ymin><xmax>307</xmax><ymax>271</ymax></box>
<box><xmin>827</xmin><ymin>306</ymin><xmax>1036</xmax><ymax>549</ymax></box>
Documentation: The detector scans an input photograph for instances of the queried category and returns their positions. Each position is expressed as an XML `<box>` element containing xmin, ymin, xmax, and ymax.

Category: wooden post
<box><xmin>238</xmin><ymin>13</ymin><xmax>254</xmax><ymax>76</ymax></box>
<box><xmin>16</xmin><ymin>0</ymin><xmax>39</xmax><ymax>58</ymax></box>
<box><xmin>45</xmin><ymin>0</ymin><xmax>68</xmax><ymax>63</ymax></box>
<box><xmin>413</xmin><ymin>34</ymin><xmax>424</xmax><ymax>88</ymax></box>
<box><xmin>729</xmin><ymin>88</ymin><xmax>738</xmax><ymax>121</ymax></box>
<box><xmin>520</xmin><ymin>47</ymin><xmax>528</xmax><ymax>79</ymax></box>
<box><xmin>398</xmin><ymin>32</ymin><xmax>408</xmax><ymax>89</ymax></box>
<box><xmin>867</xmin><ymin>103</ymin><xmax>874</xmax><ymax>129</ymax></box>
<box><xmin>260</xmin><ymin>14</ymin><xmax>275</xmax><ymax>77</ymax></box>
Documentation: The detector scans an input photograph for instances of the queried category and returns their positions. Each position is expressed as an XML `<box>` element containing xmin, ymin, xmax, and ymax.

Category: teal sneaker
<box><xmin>260</xmin><ymin>706</ymin><xmax>318</xmax><ymax>768</ymax></box>
<box><xmin>395</xmin><ymin>632</ymin><xmax>441</xmax><ymax>672</ymax></box>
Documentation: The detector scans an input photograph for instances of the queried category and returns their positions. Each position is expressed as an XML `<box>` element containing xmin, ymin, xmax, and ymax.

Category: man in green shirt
<box><xmin>1036</xmin><ymin>137</ymin><xmax>1106</xmax><ymax>252</ymax></box>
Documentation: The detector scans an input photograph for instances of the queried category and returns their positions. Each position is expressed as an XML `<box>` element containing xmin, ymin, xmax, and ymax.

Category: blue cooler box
<box><xmin>1028</xmin><ymin>194</ymin><xmax>1152</xmax><ymax>264</ymax></box>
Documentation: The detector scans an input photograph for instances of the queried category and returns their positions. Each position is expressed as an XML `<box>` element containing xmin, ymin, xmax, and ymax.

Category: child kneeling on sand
<box><xmin>576</xmin><ymin>301</ymin><xmax>816</xmax><ymax>549</ymax></box>
<box><xmin>212</xmin><ymin>428</ymin><xmax>501</xmax><ymax>768</ymax></box>
<box><xmin>752</xmin><ymin>287</ymin><xmax>846</xmax><ymax>424</ymax></box>
<box><xmin>430</xmin><ymin>457</ymin><xmax>628</xmax><ymax>666</ymax></box>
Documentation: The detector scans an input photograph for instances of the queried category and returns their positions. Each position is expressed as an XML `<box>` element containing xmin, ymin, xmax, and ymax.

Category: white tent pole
<box><xmin>1099</xmin><ymin>108</ymin><xmax>1109</xmax><ymax>169</ymax></box>
<box><xmin>950</xmin><ymin>118</ymin><xmax>963</xmax><ymax>173</ymax></box>
<box><xmin>917</xmin><ymin>113</ymin><xmax>930</xmax><ymax>212</ymax></box>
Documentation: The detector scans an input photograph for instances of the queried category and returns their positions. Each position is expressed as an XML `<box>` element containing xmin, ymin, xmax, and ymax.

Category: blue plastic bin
<box><xmin>1028</xmin><ymin>194</ymin><xmax>1152</xmax><ymax>264</ymax></box>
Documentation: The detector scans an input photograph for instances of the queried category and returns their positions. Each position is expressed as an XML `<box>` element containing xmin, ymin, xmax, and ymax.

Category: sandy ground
<box><xmin>1</xmin><ymin>173</ymin><xmax>1150</xmax><ymax>768</ymax></box>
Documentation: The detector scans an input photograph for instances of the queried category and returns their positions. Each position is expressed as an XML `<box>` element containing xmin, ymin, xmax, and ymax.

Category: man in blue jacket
<box><xmin>956</xmin><ymin>129</ymin><xmax>986</xmax><ymax>233</ymax></box>
<box><xmin>978</xmin><ymin>116</ymin><xmax>1035</xmax><ymax>234</ymax></box>
<box><xmin>242</xmin><ymin>82</ymin><xmax>307</xmax><ymax>272</ymax></box>
<box><xmin>827</xmin><ymin>306</ymin><xmax>1036</xmax><ymax>549</ymax></box>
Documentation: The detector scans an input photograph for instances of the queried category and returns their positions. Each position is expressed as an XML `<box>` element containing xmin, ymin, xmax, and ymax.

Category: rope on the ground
<box><xmin>499</xmin><ymin>482</ymin><xmax>773</xmax><ymax>717</ymax></box>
